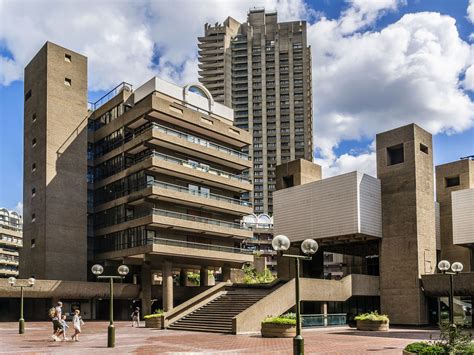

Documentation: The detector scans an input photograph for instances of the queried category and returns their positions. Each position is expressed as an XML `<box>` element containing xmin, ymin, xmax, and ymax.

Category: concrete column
<box><xmin>321</xmin><ymin>302</ymin><xmax>328</xmax><ymax>327</ymax></box>
<box><xmin>179</xmin><ymin>268</ymin><xmax>187</xmax><ymax>286</ymax></box>
<box><xmin>222</xmin><ymin>264</ymin><xmax>231</xmax><ymax>282</ymax></box>
<box><xmin>141</xmin><ymin>263</ymin><xmax>152</xmax><ymax>316</ymax></box>
<box><xmin>162</xmin><ymin>261</ymin><xmax>173</xmax><ymax>312</ymax></box>
<box><xmin>200</xmin><ymin>267</ymin><xmax>209</xmax><ymax>286</ymax></box>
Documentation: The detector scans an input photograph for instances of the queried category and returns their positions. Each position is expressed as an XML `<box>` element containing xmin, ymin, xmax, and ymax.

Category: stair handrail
<box><xmin>163</xmin><ymin>281</ymin><xmax>231</xmax><ymax>328</ymax></box>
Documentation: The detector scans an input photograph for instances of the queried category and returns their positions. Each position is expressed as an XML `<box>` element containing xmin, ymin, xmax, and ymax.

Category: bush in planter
<box><xmin>261</xmin><ymin>313</ymin><xmax>296</xmax><ymax>338</ymax></box>
<box><xmin>354</xmin><ymin>311</ymin><xmax>389</xmax><ymax>331</ymax></box>
<box><xmin>144</xmin><ymin>309</ymin><xmax>164</xmax><ymax>328</ymax></box>
<box><xmin>404</xmin><ymin>342</ymin><xmax>446</xmax><ymax>354</ymax></box>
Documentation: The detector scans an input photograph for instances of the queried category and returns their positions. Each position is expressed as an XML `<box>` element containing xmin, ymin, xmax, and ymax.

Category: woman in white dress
<box><xmin>71</xmin><ymin>309</ymin><xmax>84</xmax><ymax>342</ymax></box>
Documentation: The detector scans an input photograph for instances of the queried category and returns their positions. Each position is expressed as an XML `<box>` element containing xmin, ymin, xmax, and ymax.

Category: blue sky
<box><xmin>0</xmin><ymin>0</ymin><xmax>473</xmax><ymax>213</ymax></box>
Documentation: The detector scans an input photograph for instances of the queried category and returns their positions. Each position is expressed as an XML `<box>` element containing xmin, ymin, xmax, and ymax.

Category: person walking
<box><xmin>71</xmin><ymin>309</ymin><xmax>84</xmax><ymax>342</ymax></box>
<box><xmin>131</xmin><ymin>307</ymin><xmax>140</xmax><ymax>327</ymax></box>
<box><xmin>58</xmin><ymin>314</ymin><xmax>69</xmax><ymax>341</ymax></box>
<box><xmin>50</xmin><ymin>301</ymin><xmax>63</xmax><ymax>341</ymax></box>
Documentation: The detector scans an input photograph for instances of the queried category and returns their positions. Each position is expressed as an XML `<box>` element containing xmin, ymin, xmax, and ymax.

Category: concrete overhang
<box><xmin>421</xmin><ymin>272</ymin><xmax>474</xmax><ymax>297</ymax></box>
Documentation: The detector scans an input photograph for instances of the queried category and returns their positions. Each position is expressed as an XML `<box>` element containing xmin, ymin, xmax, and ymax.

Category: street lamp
<box><xmin>272</xmin><ymin>235</ymin><xmax>318</xmax><ymax>355</ymax></box>
<box><xmin>8</xmin><ymin>276</ymin><xmax>35</xmax><ymax>334</ymax></box>
<box><xmin>91</xmin><ymin>264</ymin><xmax>129</xmax><ymax>348</ymax></box>
<box><xmin>437</xmin><ymin>259</ymin><xmax>463</xmax><ymax>345</ymax></box>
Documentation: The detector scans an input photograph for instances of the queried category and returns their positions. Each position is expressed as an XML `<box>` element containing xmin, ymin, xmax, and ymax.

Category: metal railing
<box><xmin>152</xmin><ymin>237</ymin><xmax>252</xmax><ymax>254</ymax></box>
<box><xmin>302</xmin><ymin>314</ymin><xmax>347</xmax><ymax>327</ymax></box>
<box><xmin>88</xmin><ymin>82</ymin><xmax>133</xmax><ymax>111</ymax></box>
<box><xmin>150</xmin><ymin>180</ymin><xmax>252</xmax><ymax>207</ymax></box>
<box><xmin>137</xmin><ymin>151</ymin><xmax>251</xmax><ymax>184</ymax></box>
<box><xmin>152</xmin><ymin>209</ymin><xmax>248</xmax><ymax>230</ymax></box>
<box><xmin>134</xmin><ymin>123</ymin><xmax>251</xmax><ymax>161</ymax></box>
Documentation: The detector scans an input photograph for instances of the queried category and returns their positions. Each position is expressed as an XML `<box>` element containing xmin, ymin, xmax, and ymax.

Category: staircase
<box><xmin>168</xmin><ymin>286</ymin><xmax>276</xmax><ymax>333</ymax></box>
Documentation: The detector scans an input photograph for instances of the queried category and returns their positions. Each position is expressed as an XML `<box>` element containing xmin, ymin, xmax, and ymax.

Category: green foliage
<box><xmin>242</xmin><ymin>265</ymin><xmax>276</xmax><ymax>284</ymax></box>
<box><xmin>405</xmin><ymin>321</ymin><xmax>473</xmax><ymax>354</ymax></box>
<box><xmin>262</xmin><ymin>313</ymin><xmax>297</xmax><ymax>326</ymax></box>
<box><xmin>143</xmin><ymin>309</ymin><xmax>164</xmax><ymax>319</ymax></box>
<box><xmin>354</xmin><ymin>311</ymin><xmax>389</xmax><ymax>322</ymax></box>
<box><xmin>187</xmin><ymin>271</ymin><xmax>200</xmax><ymax>285</ymax></box>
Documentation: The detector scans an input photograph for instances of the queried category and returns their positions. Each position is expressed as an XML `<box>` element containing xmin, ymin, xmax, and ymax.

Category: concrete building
<box><xmin>0</xmin><ymin>209</ymin><xmax>22</xmax><ymax>277</ymax></box>
<box><xmin>198</xmin><ymin>9</ymin><xmax>313</xmax><ymax>215</ymax></box>
<box><xmin>436</xmin><ymin>159</ymin><xmax>474</xmax><ymax>271</ymax></box>
<box><xmin>17</xmin><ymin>42</ymin><xmax>255</xmax><ymax>317</ymax></box>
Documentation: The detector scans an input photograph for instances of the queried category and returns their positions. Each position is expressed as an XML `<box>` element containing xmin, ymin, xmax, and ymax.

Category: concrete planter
<box><xmin>145</xmin><ymin>316</ymin><xmax>162</xmax><ymax>328</ymax></box>
<box><xmin>261</xmin><ymin>323</ymin><xmax>296</xmax><ymax>338</ymax></box>
<box><xmin>356</xmin><ymin>319</ymin><xmax>389</xmax><ymax>331</ymax></box>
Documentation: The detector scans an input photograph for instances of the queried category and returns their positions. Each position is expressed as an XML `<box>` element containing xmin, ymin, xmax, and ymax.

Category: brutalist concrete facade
<box><xmin>377</xmin><ymin>123</ymin><xmax>437</xmax><ymax>325</ymax></box>
<box><xmin>198</xmin><ymin>9</ymin><xmax>313</xmax><ymax>215</ymax></box>
<box><xmin>20</xmin><ymin>42</ymin><xmax>88</xmax><ymax>281</ymax></box>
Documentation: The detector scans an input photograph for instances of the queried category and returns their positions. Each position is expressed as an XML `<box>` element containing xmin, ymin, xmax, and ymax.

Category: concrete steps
<box><xmin>168</xmin><ymin>286</ymin><xmax>276</xmax><ymax>333</ymax></box>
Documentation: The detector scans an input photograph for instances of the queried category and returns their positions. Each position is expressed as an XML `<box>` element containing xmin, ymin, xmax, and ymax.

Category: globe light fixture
<box><xmin>272</xmin><ymin>234</ymin><xmax>290</xmax><ymax>251</ymax></box>
<box><xmin>8</xmin><ymin>276</ymin><xmax>35</xmax><ymax>334</ymax></box>
<box><xmin>437</xmin><ymin>260</ymin><xmax>450</xmax><ymax>272</ymax></box>
<box><xmin>117</xmin><ymin>265</ymin><xmax>129</xmax><ymax>276</ymax></box>
<box><xmin>301</xmin><ymin>239</ymin><xmax>318</xmax><ymax>256</ymax></box>
<box><xmin>91</xmin><ymin>264</ymin><xmax>104</xmax><ymax>275</ymax></box>
<box><xmin>451</xmin><ymin>262</ymin><xmax>463</xmax><ymax>273</ymax></box>
<box><xmin>27</xmin><ymin>277</ymin><xmax>35</xmax><ymax>286</ymax></box>
<box><xmin>8</xmin><ymin>277</ymin><xmax>16</xmax><ymax>286</ymax></box>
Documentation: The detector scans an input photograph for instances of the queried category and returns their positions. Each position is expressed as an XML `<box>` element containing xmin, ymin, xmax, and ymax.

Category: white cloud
<box><xmin>13</xmin><ymin>201</ymin><xmax>22</xmax><ymax>216</ymax></box>
<box><xmin>468</xmin><ymin>0</ymin><xmax>474</xmax><ymax>23</ymax></box>
<box><xmin>309</xmin><ymin>8</ymin><xmax>474</xmax><ymax>177</ymax></box>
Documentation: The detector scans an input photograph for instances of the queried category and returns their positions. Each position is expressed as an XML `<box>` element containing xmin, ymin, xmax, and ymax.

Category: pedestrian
<box><xmin>50</xmin><ymin>301</ymin><xmax>63</xmax><ymax>341</ymax></box>
<box><xmin>131</xmin><ymin>307</ymin><xmax>140</xmax><ymax>327</ymax></box>
<box><xmin>58</xmin><ymin>314</ymin><xmax>69</xmax><ymax>341</ymax></box>
<box><xmin>71</xmin><ymin>309</ymin><xmax>84</xmax><ymax>342</ymax></box>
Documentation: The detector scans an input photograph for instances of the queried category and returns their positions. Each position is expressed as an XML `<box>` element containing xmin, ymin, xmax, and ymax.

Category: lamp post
<box><xmin>8</xmin><ymin>276</ymin><xmax>35</xmax><ymax>334</ymax></box>
<box><xmin>437</xmin><ymin>260</ymin><xmax>463</xmax><ymax>345</ymax></box>
<box><xmin>91</xmin><ymin>264</ymin><xmax>129</xmax><ymax>348</ymax></box>
<box><xmin>272</xmin><ymin>235</ymin><xmax>319</xmax><ymax>355</ymax></box>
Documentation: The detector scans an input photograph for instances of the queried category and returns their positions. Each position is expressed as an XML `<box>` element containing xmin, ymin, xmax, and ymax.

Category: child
<box><xmin>59</xmin><ymin>314</ymin><xmax>69</xmax><ymax>341</ymax></box>
<box><xmin>71</xmin><ymin>309</ymin><xmax>84</xmax><ymax>342</ymax></box>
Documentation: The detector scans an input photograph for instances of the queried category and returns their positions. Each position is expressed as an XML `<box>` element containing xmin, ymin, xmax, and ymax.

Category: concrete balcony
<box><xmin>125</xmin><ymin>124</ymin><xmax>251</xmax><ymax>170</ymax></box>
<box><xmin>0</xmin><ymin>225</ymin><xmax>21</xmax><ymax>238</ymax></box>
<box><xmin>95</xmin><ymin>180</ymin><xmax>253</xmax><ymax>216</ymax></box>
<box><xmin>0</xmin><ymin>258</ymin><xmax>19</xmax><ymax>266</ymax></box>
<box><xmin>0</xmin><ymin>236</ymin><xmax>22</xmax><ymax>248</ymax></box>
<box><xmin>96</xmin><ymin>236</ymin><xmax>254</xmax><ymax>268</ymax></box>
<box><xmin>95</xmin><ymin>208</ymin><xmax>253</xmax><ymax>239</ymax></box>
<box><xmin>0</xmin><ymin>268</ymin><xmax>18</xmax><ymax>276</ymax></box>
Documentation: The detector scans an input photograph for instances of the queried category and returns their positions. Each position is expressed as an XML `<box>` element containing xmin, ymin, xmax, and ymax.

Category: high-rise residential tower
<box><xmin>0</xmin><ymin>209</ymin><xmax>22</xmax><ymax>278</ymax></box>
<box><xmin>198</xmin><ymin>9</ymin><xmax>313</xmax><ymax>215</ymax></box>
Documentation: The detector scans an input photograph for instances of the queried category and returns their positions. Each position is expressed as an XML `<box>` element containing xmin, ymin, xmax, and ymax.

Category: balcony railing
<box><xmin>150</xmin><ymin>180</ymin><xmax>252</xmax><ymax>207</ymax></box>
<box><xmin>88</xmin><ymin>82</ymin><xmax>133</xmax><ymax>111</ymax></box>
<box><xmin>137</xmin><ymin>151</ymin><xmax>251</xmax><ymax>184</ymax></box>
<box><xmin>0</xmin><ymin>236</ymin><xmax>22</xmax><ymax>247</ymax></box>
<box><xmin>153</xmin><ymin>237</ymin><xmax>252</xmax><ymax>254</ymax></box>
<box><xmin>134</xmin><ymin>123</ymin><xmax>250</xmax><ymax>161</ymax></box>
<box><xmin>302</xmin><ymin>314</ymin><xmax>347</xmax><ymax>327</ymax></box>
<box><xmin>0</xmin><ymin>223</ymin><xmax>22</xmax><ymax>232</ymax></box>
<box><xmin>152</xmin><ymin>209</ymin><xmax>248</xmax><ymax>230</ymax></box>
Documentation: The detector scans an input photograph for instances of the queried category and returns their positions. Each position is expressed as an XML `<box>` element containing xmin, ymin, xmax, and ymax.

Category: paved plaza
<box><xmin>0</xmin><ymin>321</ymin><xmax>439</xmax><ymax>354</ymax></box>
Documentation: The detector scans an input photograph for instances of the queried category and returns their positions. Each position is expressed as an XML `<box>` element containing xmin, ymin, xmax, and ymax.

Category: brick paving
<box><xmin>0</xmin><ymin>321</ymin><xmax>439</xmax><ymax>354</ymax></box>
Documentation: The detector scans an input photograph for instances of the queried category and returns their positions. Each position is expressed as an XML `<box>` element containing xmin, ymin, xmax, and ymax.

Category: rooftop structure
<box><xmin>0</xmin><ymin>209</ymin><xmax>22</xmax><ymax>278</ymax></box>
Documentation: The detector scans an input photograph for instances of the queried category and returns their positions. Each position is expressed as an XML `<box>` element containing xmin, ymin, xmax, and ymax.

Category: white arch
<box><xmin>183</xmin><ymin>83</ymin><xmax>214</xmax><ymax>111</ymax></box>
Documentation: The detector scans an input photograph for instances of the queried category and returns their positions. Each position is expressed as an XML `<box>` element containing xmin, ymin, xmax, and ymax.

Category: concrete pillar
<box><xmin>179</xmin><ymin>268</ymin><xmax>187</xmax><ymax>286</ymax></box>
<box><xmin>163</xmin><ymin>261</ymin><xmax>173</xmax><ymax>312</ymax></box>
<box><xmin>141</xmin><ymin>263</ymin><xmax>152</xmax><ymax>316</ymax></box>
<box><xmin>222</xmin><ymin>264</ymin><xmax>231</xmax><ymax>282</ymax></box>
<box><xmin>200</xmin><ymin>267</ymin><xmax>209</xmax><ymax>286</ymax></box>
<box><xmin>321</xmin><ymin>302</ymin><xmax>328</xmax><ymax>327</ymax></box>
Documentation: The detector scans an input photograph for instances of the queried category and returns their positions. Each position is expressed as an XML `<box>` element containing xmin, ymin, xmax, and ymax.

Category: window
<box><xmin>25</xmin><ymin>90</ymin><xmax>31</xmax><ymax>102</ymax></box>
<box><xmin>445</xmin><ymin>176</ymin><xmax>460</xmax><ymax>188</ymax></box>
<box><xmin>31</xmin><ymin>213</ymin><xmax>36</xmax><ymax>222</ymax></box>
<box><xmin>31</xmin><ymin>239</ymin><xmax>36</xmax><ymax>248</ymax></box>
<box><xmin>31</xmin><ymin>163</ymin><xmax>36</xmax><ymax>172</ymax></box>
<box><xmin>31</xmin><ymin>188</ymin><xmax>36</xmax><ymax>197</ymax></box>
<box><xmin>387</xmin><ymin>144</ymin><xmax>404</xmax><ymax>165</ymax></box>
<box><xmin>420</xmin><ymin>143</ymin><xmax>429</xmax><ymax>154</ymax></box>
<box><xmin>32</xmin><ymin>113</ymin><xmax>37</xmax><ymax>123</ymax></box>
<box><xmin>32</xmin><ymin>138</ymin><xmax>37</xmax><ymax>147</ymax></box>
<box><xmin>283</xmin><ymin>175</ymin><xmax>294</xmax><ymax>188</ymax></box>
<box><xmin>64</xmin><ymin>78</ymin><xmax>72</xmax><ymax>86</ymax></box>
<box><xmin>64</xmin><ymin>54</ymin><xmax>72</xmax><ymax>62</ymax></box>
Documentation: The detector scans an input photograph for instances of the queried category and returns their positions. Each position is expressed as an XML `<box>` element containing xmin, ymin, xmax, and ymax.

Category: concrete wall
<box><xmin>21</xmin><ymin>42</ymin><xmax>88</xmax><ymax>281</ymax></box>
<box><xmin>377</xmin><ymin>123</ymin><xmax>436</xmax><ymax>325</ymax></box>
<box><xmin>452</xmin><ymin>189</ymin><xmax>474</xmax><ymax>246</ymax></box>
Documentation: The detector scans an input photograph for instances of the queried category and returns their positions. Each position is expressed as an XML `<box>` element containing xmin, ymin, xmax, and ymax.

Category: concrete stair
<box><xmin>167</xmin><ymin>286</ymin><xmax>274</xmax><ymax>333</ymax></box>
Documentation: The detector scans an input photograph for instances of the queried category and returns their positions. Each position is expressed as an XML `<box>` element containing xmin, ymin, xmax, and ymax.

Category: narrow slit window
<box><xmin>32</xmin><ymin>113</ymin><xmax>37</xmax><ymax>123</ymax></box>
<box><xmin>31</xmin><ymin>188</ymin><xmax>36</xmax><ymax>197</ymax></box>
<box><xmin>420</xmin><ymin>143</ymin><xmax>429</xmax><ymax>154</ymax></box>
<box><xmin>445</xmin><ymin>176</ymin><xmax>460</xmax><ymax>188</ymax></box>
<box><xmin>387</xmin><ymin>144</ymin><xmax>404</xmax><ymax>166</ymax></box>
<box><xmin>25</xmin><ymin>90</ymin><xmax>31</xmax><ymax>102</ymax></box>
<box><xmin>31</xmin><ymin>213</ymin><xmax>36</xmax><ymax>222</ymax></box>
<box><xmin>31</xmin><ymin>239</ymin><xmax>36</xmax><ymax>248</ymax></box>
<box><xmin>32</xmin><ymin>138</ymin><xmax>37</xmax><ymax>147</ymax></box>
<box><xmin>64</xmin><ymin>78</ymin><xmax>72</xmax><ymax>86</ymax></box>
<box><xmin>65</xmin><ymin>54</ymin><xmax>72</xmax><ymax>62</ymax></box>
<box><xmin>31</xmin><ymin>163</ymin><xmax>36</xmax><ymax>172</ymax></box>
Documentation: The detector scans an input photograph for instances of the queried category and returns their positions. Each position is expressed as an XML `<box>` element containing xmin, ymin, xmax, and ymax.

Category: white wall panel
<box><xmin>452</xmin><ymin>188</ymin><xmax>474</xmax><ymax>245</ymax></box>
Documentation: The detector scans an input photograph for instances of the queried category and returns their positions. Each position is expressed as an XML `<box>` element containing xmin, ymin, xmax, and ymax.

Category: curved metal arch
<box><xmin>183</xmin><ymin>83</ymin><xmax>215</xmax><ymax>111</ymax></box>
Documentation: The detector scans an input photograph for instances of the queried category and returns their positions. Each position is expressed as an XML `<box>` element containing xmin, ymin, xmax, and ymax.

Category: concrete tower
<box><xmin>20</xmin><ymin>42</ymin><xmax>88</xmax><ymax>281</ymax></box>
<box><xmin>377</xmin><ymin>123</ymin><xmax>437</xmax><ymax>324</ymax></box>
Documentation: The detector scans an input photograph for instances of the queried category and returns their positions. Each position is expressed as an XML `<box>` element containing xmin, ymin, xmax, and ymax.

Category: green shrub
<box><xmin>242</xmin><ymin>265</ymin><xmax>276</xmax><ymax>284</ymax></box>
<box><xmin>404</xmin><ymin>342</ymin><xmax>429</xmax><ymax>353</ymax></box>
<box><xmin>262</xmin><ymin>312</ymin><xmax>297</xmax><ymax>326</ymax></box>
<box><xmin>143</xmin><ymin>309</ymin><xmax>164</xmax><ymax>319</ymax></box>
<box><xmin>354</xmin><ymin>311</ymin><xmax>389</xmax><ymax>322</ymax></box>
<box><xmin>404</xmin><ymin>342</ymin><xmax>447</xmax><ymax>354</ymax></box>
